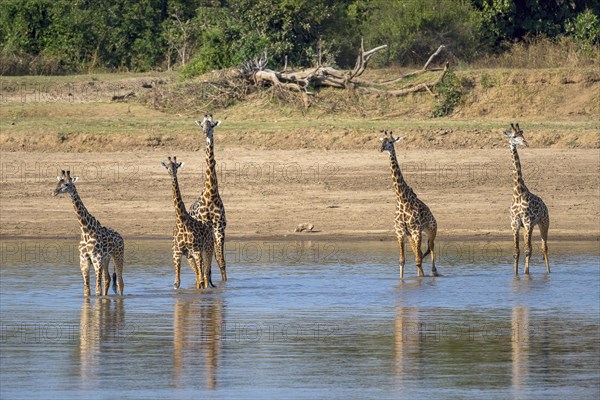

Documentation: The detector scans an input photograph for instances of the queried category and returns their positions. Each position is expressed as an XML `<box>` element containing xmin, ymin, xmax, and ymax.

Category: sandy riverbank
<box><xmin>1</xmin><ymin>148</ymin><xmax>598</xmax><ymax>242</ymax></box>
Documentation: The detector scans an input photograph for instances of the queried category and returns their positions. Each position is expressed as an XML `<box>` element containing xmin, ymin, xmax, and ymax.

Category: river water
<box><xmin>1</xmin><ymin>239</ymin><xmax>598</xmax><ymax>399</ymax></box>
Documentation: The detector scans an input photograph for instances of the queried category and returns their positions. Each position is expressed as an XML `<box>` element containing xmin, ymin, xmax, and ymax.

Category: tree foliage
<box><xmin>566</xmin><ymin>9</ymin><xmax>600</xmax><ymax>50</ymax></box>
<box><xmin>359</xmin><ymin>0</ymin><xmax>484</xmax><ymax>65</ymax></box>
<box><xmin>1</xmin><ymin>0</ymin><xmax>598</xmax><ymax>75</ymax></box>
<box><xmin>474</xmin><ymin>0</ymin><xmax>600</xmax><ymax>50</ymax></box>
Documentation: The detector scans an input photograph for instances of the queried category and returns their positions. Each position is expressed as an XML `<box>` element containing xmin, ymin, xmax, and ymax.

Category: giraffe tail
<box><xmin>111</xmin><ymin>272</ymin><xmax>117</xmax><ymax>294</ymax></box>
<box><xmin>423</xmin><ymin>245</ymin><xmax>431</xmax><ymax>258</ymax></box>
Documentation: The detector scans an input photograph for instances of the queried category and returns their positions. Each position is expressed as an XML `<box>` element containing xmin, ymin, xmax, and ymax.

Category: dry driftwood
<box><xmin>423</xmin><ymin>44</ymin><xmax>446</xmax><ymax>70</ymax></box>
<box><xmin>246</xmin><ymin>39</ymin><xmax>388</xmax><ymax>93</ymax></box>
<box><xmin>380</xmin><ymin>45</ymin><xmax>446</xmax><ymax>85</ymax></box>
<box><xmin>240</xmin><ymin>41</ymin><xmax>449</xmax><ymax>102</ymax></box>
<box><xmin>366</xmin><ymin>62</ymin><xmax>450</xmax><ymax>97</ymax></box>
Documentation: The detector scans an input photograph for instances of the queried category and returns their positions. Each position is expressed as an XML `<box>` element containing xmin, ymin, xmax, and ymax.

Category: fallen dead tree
<box><xmin>363</xmin><ymin>62</ymin><xmax>449</xmax><ymax>97</ymax></box>
<box><xmin>379</xmin><ymin>45</ymin><xmax>446</xmax><ymax>85</ymax></box>
<box><xmin>246</xmin><ymin>39</ymin><xmax>388</xmax><ymax>92</ymax></box>
<box><xmin>241</xmin><ymin>40</ymin><xmax>449</xmax><ymax>100</ymax></box>
<box><xmin>147</xmin><ymin>41</ymin><xmax>450</xmax><ymax>112</ymax></box>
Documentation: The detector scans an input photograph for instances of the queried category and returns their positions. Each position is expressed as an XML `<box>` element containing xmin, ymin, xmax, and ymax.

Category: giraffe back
<box><xmin>173</xmin><ymin>214</ymin><xmax>213</xmax><ymax>255</ymax></box>
<box><xmin>79</xmin><ymin>225</ymin><xmax>124</xmax><ymax>258</ymax></box>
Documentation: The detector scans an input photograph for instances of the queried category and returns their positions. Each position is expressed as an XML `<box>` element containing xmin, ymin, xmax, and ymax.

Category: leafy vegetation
<box><xmin>480</xmin><ymin>72</ymin><xmax>495</xmax><ymax>89</ymax></box>
<box><xmin>359</xmin><ymin>0</ymin><xmax>484</xmax><ymax>66</ymax></box>
<box><xmin>1</xmin><ymin>0</ymin><xmax>599</xmax><ymax>76</ymax></box>
<box><xmin>431</xmin><ymin>69</ymin><xmax>464</xmax><ymax>117</ymax></box>
<box><xmin>566</xmin><ymin>9</ymin><xmax>600</xmax><ymax>56</ymax></box>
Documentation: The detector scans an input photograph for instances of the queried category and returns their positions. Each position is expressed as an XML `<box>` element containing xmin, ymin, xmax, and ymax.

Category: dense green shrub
<box><xmin>1</xmin><ymin>0</ymin><xmax>599</xmax><ymax>75</ymax></box>
<box><xmin>474</xmin><ymin>0</ymin><xmax>600</xmax><ymax>50</ymax></box>
<box><xmin>432</xmin><ymin>69</ymin><xmax>463</xmax><ymax>117</ymax></box>
<box><xmin>181</xmin><ymin>29</ymin><xmax>234</xmax><ymax>79</ymax></box>
<box><xmin>566</xmin><ymin>9</ymin><xmax>600</xmax><ymax>54</ymax></box>
<box><xmin>360</xmin><ymin>0</ymin><xmax>484</xmax><ymax>66</ymax></box>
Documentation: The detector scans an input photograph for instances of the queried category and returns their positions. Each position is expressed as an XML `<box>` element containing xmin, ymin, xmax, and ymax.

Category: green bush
<box><xmin>566</xmin><ymin>10</ymin><xmax>600</xmax><ymax>55</ymax></box>
<box><xmin>232</xmin><ymin>33</ymin><xmax>270</xmax><ymax>66</ymax></box>
<box><xmin>480</xmin><ymin>72</ymin><xmax>494</xmax><ymax>89</ymax></box>
<box><xmin>362</xmin><ymin>0</ymin><xmax>484</xmax><ymax>66</ymax></box>
<box><xmin>181</xmin><ymin>29</ymin><xmax>234</xmax><ymax>79</ymax></box>
<box><xmin>0</xmin><ymin>51</ymin><xmax>67</xmax><ymax>75</ymax></box>
<box><xmin>432</xmin><ymin>69</ymin><xmax>463</xmax><ymax>117</ymax></box>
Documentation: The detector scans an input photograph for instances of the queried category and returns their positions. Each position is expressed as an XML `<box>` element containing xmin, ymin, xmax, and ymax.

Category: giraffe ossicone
<box><xmin>195</xmin><ymin>115</ymin><xmax>221</xmax><ymax>145</ymax></box>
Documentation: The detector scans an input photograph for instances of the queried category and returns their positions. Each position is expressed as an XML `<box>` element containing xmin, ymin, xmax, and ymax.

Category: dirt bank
<box><xmin>1</xmin><ymin>67</ymin><xmax>599</xmax><ymax>153</ymax></box>
<box><xmin>1</xmin><ymin>148</ymin><xmax>598</xmax><ymax>241</ymax></box>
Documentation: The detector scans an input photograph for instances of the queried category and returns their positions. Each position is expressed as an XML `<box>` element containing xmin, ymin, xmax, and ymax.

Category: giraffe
<box><xmin>189</xmin><ymin>114</ymin><xmax>228</xmax><ymax>282</ymax></box>
<box><xmin>53</xmin><ymin>170</ymin><xmax>124</xmax><ymax>296</ymax></box>
<box><xmin>162</xmin><ymin>156</ymin><xmax>214</xmax><ymax>289</ymax></box>
<box><xmin>504</xmin><ymin>123</ymin><xmax>550</xmax><ymax>275</ymax></box>
<box><xmin>379</xmin><ymin>131</ymin><xmax>439</xmax><ymax>278</ymax></box>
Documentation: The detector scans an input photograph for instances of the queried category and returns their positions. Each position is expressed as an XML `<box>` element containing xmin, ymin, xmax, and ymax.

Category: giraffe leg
<box><xmin>203</xmin><ymin>245</ymin><xmax>215</xmax><ymax>288</ymax></box>
<box><xmin>200</xmin><ymin>232</ymin><xmax>213</xmax><ymax>288</ymax></box>
<box><xmin>214</xmin><ymin>227</ymin><xmax>227</xmax><ymax>282</ymax></box>
<box><xmin>173</xmin><ymin>251</ymin><xmax>182</xmax><ymax>289</ymax></box>
<box><xmin>397</xmin><ymin>235</ymin><xmax>406</xmax><ymax>279</ymax></box>
<box><xmin>539</xmin><ymin>221</ymin><xmax>550</xmax><ymax>273</ymax></box>
<box><xmin>202</xmin><ymin>251</ymin><xmax>215</xmax><ymax>289</ymax></box>
<box><xmin>410</xmin><ymin>234</ymin><xmax>425</xmax><ymax>277</ymax></box>
<box><xmin>101</xmin><ymin>257</ymin><xmax>111</xmax><ymax>296</ymax></box>
<box><xmin>113</xmin><ymin>249</ymin><xmax>125</xmax><ymax>295</ymax></box>
<box><xmin>196</xmin><ymin>254</ymin><xmax>206</xmax><ymax>289</ymax></box>
<box><xmin>428</xmin><ymin>234</ymin><xmax>439</xmax><ymax>277</ymax></box>
<box><xmin>188</xmin><ymin>254</ymin><xmax>203</xmax><ymax>289</ymax></box>
<box><xmin>80</xmin><ymin>254</ymin><xmax>91</xmax><ymax>297</ymax></box>
<box><xmin>90</xmin><ymin>255</ymin><xmax>103</xmax><ymax>296</ymax></box>
<box><xmin>512</xmin><ymin>224</ymin><xmax>520</xmax><ymax>276</ymax></box>
<box><xmin>523</xmin><ymin>225</ymin><xmax>534</xmax><ymax>275</ymax></box>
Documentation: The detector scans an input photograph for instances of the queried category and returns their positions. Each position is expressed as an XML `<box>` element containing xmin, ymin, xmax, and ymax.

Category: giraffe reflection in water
<box><xmin>510</xmin><ymin>275</ymin><xmax>543</xmax><ymax>393</ymax></box>
<box><xmin>173</xmin><ymin>295</ymin><xmax>224</xmax><ymax>390</ymax></box>
<box><xmin>394</xmin><ymin>304</ymin><xmax>422</xmax><ymax>385</ymax></box>
<box><xmin>511</xmin><ymin>306</ymin><xmax>530</xmax><ymax>392</ymax></box>
<box><xmin>78</xmin><ymin>298</ymin><xmax>126</xmax><ymax>388</ymax></box>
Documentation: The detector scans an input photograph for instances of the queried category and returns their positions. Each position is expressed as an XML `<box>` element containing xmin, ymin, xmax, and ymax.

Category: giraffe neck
<box><xmin>388</xmin><ymin>149</ymin><xmax>415</xmax><ymax>205</ymax></box>
<box><xmin>510</xmin><ymin>144</ymin><xmax>528</xmax><ymax>196</ymax></box>
<box><xmin>69</xmin><ymin>188</ymin><xmax>100</xmax><ymax>234</ymax></box>
<box><xmin>202</xmin><ymin>137</ymin><xmax>219</xmax><ymax>202</ymax></box>
<box><xmin>171</xmin><ymin>175</ymin><xmax>188</xmax><ymax>220</ymax></box>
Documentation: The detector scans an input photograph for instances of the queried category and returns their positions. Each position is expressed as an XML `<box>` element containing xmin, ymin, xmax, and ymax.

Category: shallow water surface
<box><xmin>1</xmin><ymin>239</ymin><xmax>599</xmax><ymax>399</ymax></box>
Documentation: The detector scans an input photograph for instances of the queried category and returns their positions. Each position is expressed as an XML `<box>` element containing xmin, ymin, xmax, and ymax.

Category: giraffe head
<box><xmin>195</xmin><ymin>114</ymin><xmax>221</xmax><ymax>145</ymax></box>
<box><xmin>379</xmin><ymin>130</ymin><xmax>402</xmax><ymax>154</ymax></box>
<box><xmin>161</xmin><ymin>156</ymin><xmax>184</xmax><ymax>180</ymax></box>
<box><xmin>503</xmin><ymin>123</ymin><xmax>528</xmax><ymax>148</ymax></box>
<box><xmin>53</xmin><ymin>170</ymin><xmax>79</xmax><ymax>196</ymax></box>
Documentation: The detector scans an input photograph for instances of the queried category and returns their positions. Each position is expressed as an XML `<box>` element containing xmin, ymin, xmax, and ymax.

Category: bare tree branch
<box><xmin>347</xmin><ymin>38</ymin><xmax>388</xmax><ymax>82</ymax></box>
<box><xmin>364</xmin><ymin>62</ymin><xmax>449</xmax><ymax>96</ymax></box>
<box><xmin>380</xmin><ymin>45</ymin><xmax>446</xmax><ymax>85</ymax></box>
<box><xmin>237</xmin><ymin>41</ymin><xmax>449</xmax><ymax>105</ymax></box>
<box><xmin>422</xmin><ymin>45</ymin><xmax>445</xmax><ymax>70</ymax></box>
